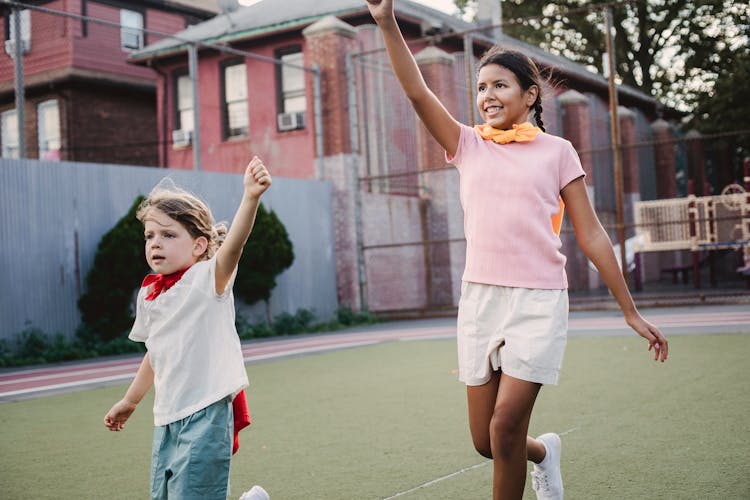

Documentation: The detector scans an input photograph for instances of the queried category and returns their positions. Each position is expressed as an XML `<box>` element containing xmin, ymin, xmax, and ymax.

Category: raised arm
<box><xmin>367</xmin><ymin>0</ymin><xmax>461</xmax><ymax>156</ymax></box>
<box><xmin>214</xmin><ymin>156</ymin><xmax>272</xmax><ymax>295</ymax></box>
<box><xmin>561</xmin><ymin>178</ymin><xmax>668</xmax><ymax>362</ymax></box>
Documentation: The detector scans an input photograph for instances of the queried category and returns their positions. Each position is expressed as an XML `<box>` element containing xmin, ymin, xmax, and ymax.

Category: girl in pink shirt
<box><xmin>367</xmin><ymin>1</ymin><xmax>669</xmax><ymax>499</ymax></box>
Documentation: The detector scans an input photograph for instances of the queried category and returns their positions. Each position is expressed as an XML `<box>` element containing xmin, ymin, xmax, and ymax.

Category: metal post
<box><xmin>12</xmin><ymin>7</ymin><xmax>26</xmax><ymax>158</ymax></box>
<box><xmin>346</xmin><ymin>52</ymin><xmax>367</xmax><ymax>311</ymax></box>
<box><xmin>463</xmin><ymin>34</ymin><xmax>475</xmax><ymax>127</ymax></box>
<box><xmin>188</xmin><ymin>43</ymin><xmax>201</xmax><ymax>171</ymax></box>
<box><xmin>604</xmin><ymin>8</ymin><xmax>628</xmax><ymax>280</ymax></box>
<box><xmin>312</xmin><ymin>64</ymin><xmax>324</xmax><ymax>178</ymax></box>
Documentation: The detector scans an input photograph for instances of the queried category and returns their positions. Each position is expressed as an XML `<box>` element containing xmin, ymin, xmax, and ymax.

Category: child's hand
<box><xmin>626</xmin><ymin>313</ymin><xmax>669</xmax><ymax>362</ymax></box>
<box><xmin>104</xmin><ymin>399</ymin><xmax>137</xmax><ymax>431</ymax></box>
<box><xmin>365</xmin><ymin>0</ymin><xmax>393</xmax><ymax>22</ymax></box>
<box><xmin>244</xmin><ymin>156</ymin><xmax>272</xmax><ymax>200</ymax></box>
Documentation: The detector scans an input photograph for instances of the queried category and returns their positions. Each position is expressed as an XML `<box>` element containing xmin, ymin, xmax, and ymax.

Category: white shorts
<box><xmin>456</xmin><ymin>281</ymin><xmax>568</xmax><ymax>386</ymax></box>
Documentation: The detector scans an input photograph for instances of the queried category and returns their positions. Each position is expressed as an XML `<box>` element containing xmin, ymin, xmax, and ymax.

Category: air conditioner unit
<box><xmin>277</xmin><ymin>112</ymin><xmax>305</xmax><ymax>132</ymax></box>
<box><xmin>172</xmin><ymin>129</ymin><xmax>192</xmax><ymax>148</ymax></box>
<box><xmin>4</xmin><ymin>39</ymin><xmax>30</xmax><ymax>57</ymax></box>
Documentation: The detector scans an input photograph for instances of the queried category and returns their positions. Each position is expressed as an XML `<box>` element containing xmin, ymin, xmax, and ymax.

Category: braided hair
<box><xmin>477</xmin><ymin>47</ymin><xmax>546</xmax><ymax>132</ymax></box>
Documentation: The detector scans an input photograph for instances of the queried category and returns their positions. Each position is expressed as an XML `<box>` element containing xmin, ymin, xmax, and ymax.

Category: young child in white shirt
<box><xmin>104</xmin><ymin>157</ymin><xmax>272</xmax><ymax>500</ymax></box>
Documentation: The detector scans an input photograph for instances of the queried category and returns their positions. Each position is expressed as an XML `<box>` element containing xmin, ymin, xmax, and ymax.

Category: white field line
<box><xmin>0</xmin><ymin>363</ymin><xmax>141</xmax><ymax>386</ymax></box>
<box><xmin>0</xmin><ymin>358</ymin><xmax>143</xmax><ymax>380</ymax></box>
<box><xmin>382</xmin><ymin>461</ymin><xmax>492</xmax><ymax>499</ymax></box>
<box><xmin>0</xmin><ymin>333</ymin><xmax>419</xmax><ymax>391</ymax></box>
<box><xmin>0</xmin><ymin>374</ymin><xmax>138</xmax><ymax>398</ymax></box>
<box><xmin>382</xmin><ymin>426</ymin><xmax>580</xmax><ymax>499</ymax></box>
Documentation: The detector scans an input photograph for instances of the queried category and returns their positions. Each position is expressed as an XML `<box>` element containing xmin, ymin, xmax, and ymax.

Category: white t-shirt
<box><xmin>129</xmin><ymin>256</ymin><xmax>249</xmax><ymax>426</ymax></box>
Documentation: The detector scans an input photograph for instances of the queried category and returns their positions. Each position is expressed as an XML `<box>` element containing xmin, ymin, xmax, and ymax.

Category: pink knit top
<box><xmin>446</xmin><ymin>124</ymin><xmax>585</xmax><ymax>289</ymax></box>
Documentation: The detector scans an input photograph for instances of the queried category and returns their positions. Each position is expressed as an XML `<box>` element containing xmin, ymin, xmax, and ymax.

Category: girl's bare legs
<box><xmin>466</xmin><ymin>370</ymin><xmax>547</xmax><ymax>500</ymax></box>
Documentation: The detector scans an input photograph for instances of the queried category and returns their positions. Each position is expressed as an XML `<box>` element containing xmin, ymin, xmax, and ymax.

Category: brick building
<box><xmin>36</xmin><ymin>0</ymin><xmax>682</xmax><ymax>312</ymax></box>
<box><xmin>0</xmin><ymin>0</ymin><xmax>218</xmax><ymax>165</ymax></box>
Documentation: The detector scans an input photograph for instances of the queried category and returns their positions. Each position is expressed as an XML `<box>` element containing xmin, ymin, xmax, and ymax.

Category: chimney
<box><xmin>476</xmin><ymin>0</ymin><xmax>502</xmax><ymax>42</ymax></box>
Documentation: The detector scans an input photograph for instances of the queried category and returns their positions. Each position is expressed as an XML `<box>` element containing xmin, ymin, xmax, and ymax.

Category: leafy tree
<box><xmin>78</xmin><ymin>196</ymin><xmax>147</xmax><ymax>341</ymax></box>
<box><xmin>234</xmin><ymin>203</ymin><xmax>294</xmax><ymax>323</ymax></box>
<box><xmin>687</xmin><ymin>47</ymin><xmax>750</xmax><ymax>178</ymax></box>
<box><xmin>453</xmin><ymin>0</ymin><xmax>749</xmax><ymax>113</ymax></box>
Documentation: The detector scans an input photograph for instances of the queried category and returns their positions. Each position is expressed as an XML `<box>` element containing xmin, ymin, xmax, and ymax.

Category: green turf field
<box><xmin>1</xmin><ymin>333</ymin><xmax>749</xmax><ymax>499</ymax></box>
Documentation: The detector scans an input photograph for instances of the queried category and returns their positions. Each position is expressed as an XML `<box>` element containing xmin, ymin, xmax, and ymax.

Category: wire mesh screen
<box><xmin>352</xmin><ymin>30</ymin><xmax>422</xmax><ymax>196</ymax></box>
<box><xmin>635</xmin><ymin>109</ymin><xmax>657</xmax><ymax>201</ymax></box>
<box><xmin>588</xmin><ymin>93</ymin><xmax>616</xmax><ymax>213</ymax></box>
<box><xmin>452</xmin><ymin>50</ymin><xmax>478</xmax><ymax>127</ymax></box>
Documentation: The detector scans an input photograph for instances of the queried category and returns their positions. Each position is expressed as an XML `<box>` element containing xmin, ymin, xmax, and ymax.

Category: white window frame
<box><xmin>279</xmin><ymin>51</ymin><xmax>306</xmax><ymax>114</ymax></box>
<box><xmin>5</xmin><ymin>9</ymin><xmax>31</xmax><ymax>56</ymax></box>
<box><xmin>176</xmin><ymin>74</ymin><xmax>194</xmax><ymax>133</ymax></box>
<box><xmin>8</xmin><ymin>9</ymin><xmax>31</xmax><ymax>43</ymax></box>
<box><xmin>38</xmin><ymin>99</ymin><xmax>61</xmax><ymax>161</ymax></box>
<box><xmin>120</xmin><ymin>9</ymin><xmax>143</xmax><ymax>51</ymax></box>
<box><xmin>223</xmin><ymin>62</ymin><xmax>248</xmax><ymax>138</ymax></box>
<box><xmin>1</xmin><ymin>109</ymin><xmax>20</xmax><ymax>159</ymax></box>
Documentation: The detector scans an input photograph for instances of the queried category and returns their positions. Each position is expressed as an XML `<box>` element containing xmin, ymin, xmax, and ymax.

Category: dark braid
<box><xmin>533</xmin><ymin>99</ymin><xmax>545</xmax><ymax>132</ymax></box>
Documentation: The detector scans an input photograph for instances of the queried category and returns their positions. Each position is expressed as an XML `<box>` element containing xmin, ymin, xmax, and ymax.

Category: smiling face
<box><xmin>476</xmin><ymin>63</ymin><xmax>538</xmax><ymax>130</ymax></box>
<box><xmin>143</xmin><ymin>208</ymin><xmax>206</xmax><ymax>275</ymax></box>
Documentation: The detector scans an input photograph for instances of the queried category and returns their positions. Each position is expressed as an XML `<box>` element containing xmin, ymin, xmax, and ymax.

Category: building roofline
<box><xmin>128</xmin><ymin>0</ymin><xmax>658</xmax><ymax>110</ymax></box>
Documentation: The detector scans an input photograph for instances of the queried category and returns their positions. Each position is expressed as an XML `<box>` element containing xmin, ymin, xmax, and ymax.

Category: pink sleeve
<box><xmin>445</xmin><ymin>123</ymin><xmax>475</xmax><ymax>168</ymax></box>
<box><xmin>559</xmin><ymin>141</ymin><xmax>586</xmax><ymax>190</ymax></box>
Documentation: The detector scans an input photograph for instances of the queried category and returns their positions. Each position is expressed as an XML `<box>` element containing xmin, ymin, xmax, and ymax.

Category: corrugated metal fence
<box><xmin>0</xmin><ymin>159</ymin><xmax>338</xmax><ymax>341</ymax></box>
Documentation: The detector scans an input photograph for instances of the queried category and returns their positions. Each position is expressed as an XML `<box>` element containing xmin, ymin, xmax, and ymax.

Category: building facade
<box><xmin>0</xmin><ymin>0</ymin><xmax>217</xmax><ymax>165</ymax></box>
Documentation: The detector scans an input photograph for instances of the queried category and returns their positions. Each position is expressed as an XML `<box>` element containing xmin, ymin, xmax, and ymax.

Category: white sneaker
<box><xmin>239</xmin><ymin>485</ymin><xmax>270</xmax><ymax>500</ymax></box>
<box><xmin>530</xmin><ymin>433</ymin><xmax>563</xmax><ymax>500</ymax></box>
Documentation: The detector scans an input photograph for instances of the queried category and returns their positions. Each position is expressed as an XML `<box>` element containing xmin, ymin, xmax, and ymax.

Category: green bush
<box><xmin>272</xmin><ymin>309</ymin><xmax>317</xmax><ymax>335</ymax></box>
<box><xmin>337</xmin><ymin>306</ymin><xmax>377</xmax><ymax>326</ymax></box>
<box><xmin>234</xmin><ymin>204</ymin><xmax>294</xmax><ymax>320</ymax></box>
<box><xmin>0</xmin><ymin>325</ymin><xmax>143</xmax><ymax>368</ymax></box>
<box><xmin>235</xmin><ymin>307</ymin><xmax>378</xmax><ymax>340</ymax></box>
<box><xmin>78</xmin><ymin>196</ymin><xmax>148</xmax><ymax>341</ymax></box>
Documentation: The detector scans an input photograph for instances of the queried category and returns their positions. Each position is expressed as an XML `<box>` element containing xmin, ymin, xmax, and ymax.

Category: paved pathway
<box><xmin>1</xmin><ymin>304</ymin><xmax>748</xmax><ymax>402</ymax></box>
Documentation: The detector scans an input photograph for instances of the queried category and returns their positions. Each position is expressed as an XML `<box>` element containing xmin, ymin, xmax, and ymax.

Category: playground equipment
<box><xmin>634</xmin><ymin>162</ymin><xmax>750</xmax><ymax>288</ymax></box>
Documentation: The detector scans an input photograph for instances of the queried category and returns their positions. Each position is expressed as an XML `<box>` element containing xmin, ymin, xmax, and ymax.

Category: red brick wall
<box><xmin>416</xmin><ymin>46</ymin><xmax>456</xmax><ymax>171</ymax></box>
<box><xmin>67</xmin><ymin>85</ymin><xmax>158</xmax><ymax>165</ymax></box>
<box><xmin>619</xmin><ymin>107</ymin><xmax>640</xmax><ymax>195</ymax></box>
<box><xmin>559</xmin><ymin>90</ymin><xmax>594</xmax><ymax>185</ymax></box>
<box><xmin>304</xmin><ymin>19</ymin><xmax>359</xmax><ymax>157</ymax></box>
<box><xmin>652</xmin><ymin>119</ymin><xmax>677</xmax><ymax>199</ymax></box>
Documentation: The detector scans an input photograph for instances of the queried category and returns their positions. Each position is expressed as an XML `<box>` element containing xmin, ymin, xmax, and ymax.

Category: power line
<box><xmin>4</xmin><ymin>0</ymin><xmax>316</xmax><ymax>73</ymax></box>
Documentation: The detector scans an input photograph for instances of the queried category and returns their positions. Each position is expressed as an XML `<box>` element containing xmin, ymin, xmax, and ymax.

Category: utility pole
<box><xmin>604</xmin><ymin>8</ymin><xmax>628</xmax><ymax>280</ymax></box>
<box><xmin>188</xmin><ymin>43</ymin><xmax>202</xmax><ymax>171</ymax></box>
<box><xmin>12</xmin><ymin>7</ymin><xmax>26</xmax><ymax>158</ymax></box>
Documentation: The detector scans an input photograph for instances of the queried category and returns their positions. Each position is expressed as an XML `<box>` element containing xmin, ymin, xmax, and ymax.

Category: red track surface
<box><xmin>2</xmin><ymin>310</ymin><xmax>748</xmax><ymax>401</ymax></box>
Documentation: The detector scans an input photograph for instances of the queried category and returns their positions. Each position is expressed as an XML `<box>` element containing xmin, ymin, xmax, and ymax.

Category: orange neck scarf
<box><xmin>474</xmin><ymin>121</ymin><xmax>541</xmax><ymax>144</ymax></box>
<box><xmin>474</xmin><ymin>121</ymin><xmax>564</xmax><ymax>235</ymax></box>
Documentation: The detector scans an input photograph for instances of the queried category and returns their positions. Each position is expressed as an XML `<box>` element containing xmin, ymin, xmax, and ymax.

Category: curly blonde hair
<box><xmin>136</xmin><ymin>180</ymin><xmax>227</xmax><ymax>261</ymax></box>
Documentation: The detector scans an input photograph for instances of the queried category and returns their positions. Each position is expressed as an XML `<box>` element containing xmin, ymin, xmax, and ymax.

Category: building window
<box><xmin>222</xmin><ymin>62</ymin><xmax>248</xmax><ymax>138</ymax></box>
<box><xmin>175</xmin><ymin>73</ymin><xmax>194</xmax><ymax>132</ymax></box>
<box><xmin>1</xmin><ymin>109</ymin><xmax>20</xmax><ymax>158</ymax></box>
<box><xmin>276</xmin><ymin>47</ymin><xmax>306</xmax><ymax>131</ymax></box>
<box><xmin>4</xmin><ymin>9</ymin><xmax>31</xmax><ymax>55</ymax></box>
<box><xmin>120</xmin><ymin>9</ymin><xmax>143</xmax><ymax>51</ymax></box>
<box><xmin>38</xmin><ymin>100</ymin><xmax>61</xmax><ymax>161</ymax></box>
